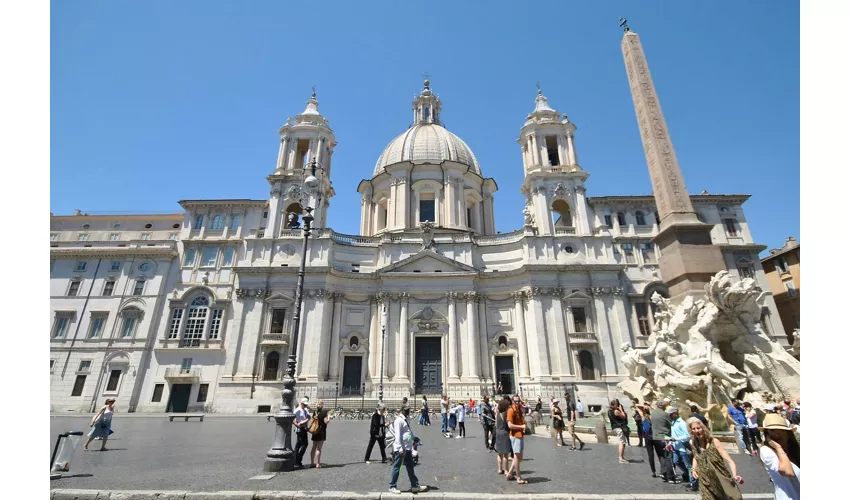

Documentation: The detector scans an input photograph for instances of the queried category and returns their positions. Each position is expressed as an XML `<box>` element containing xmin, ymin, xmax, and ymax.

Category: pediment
<box><xmin>378</xmin><ymin>250</ymin><xmax>478</xmax><ymax>274</ymax></box>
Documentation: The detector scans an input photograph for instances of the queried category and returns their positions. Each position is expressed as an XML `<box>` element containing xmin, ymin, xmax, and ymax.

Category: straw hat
<box><xmin>760</xmin><ymin>413</ymin><xmax>791</xmax><ymax>431</ymax></box>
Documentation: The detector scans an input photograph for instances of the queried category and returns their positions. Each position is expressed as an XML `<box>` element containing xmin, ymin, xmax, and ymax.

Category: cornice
<box><xmin>50</xmin><ymin>246</ymin><xmax>178</xmax><ymax>259</ymax></box>
<box><xmin>179</xmin><ymin>199</ymin><xmax>267</xmax><ymax>210</ymax></box>
<box><xmin>588</xmin><ymin>194</ymin><xmax>751</xmax><ymax>205</ymax></box>
<box><xmin>718</xmin><ymin>243</ymin><xmax>768</xmax><ymax>253</ymax></box>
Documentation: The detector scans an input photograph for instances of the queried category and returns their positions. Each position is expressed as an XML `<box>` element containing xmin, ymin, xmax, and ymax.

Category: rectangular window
<box><xmin>109</xmin><ymin>233</ymin><xmax>120</xmax><ymax>241</ymax></box>
<box><xmin>723</xmin><ymin>218</ymin><xmax>738</xmax><ymax>237</ymax></box>
<box><xmin>184</xmin><ymin>247</ymin><xmax>197</xmax><ymax>266</ymax></box>
<box><xmin>182</xmin><ymin>307</ymin><xmax>207</xmax><ymax>346</ymax></box>
<box><xmin>775</xmin><ymin>256</ymin><xmax>789</xmax><ymax>274</ymax></box>
<box><xmin>738</xmin><ymin>266</ymin><xmax>754</xmax><ymax>279</ymax></box>
<box><xmin>180</xmin><ymin>358</ymin><xmax>193</xmax><ymax>373</ymax></box>
<box><xmin>105</xmin><ymin>369</ymin><xmax>122</xmax><ymax>392</ymax></box>
<box><xmin>208</xmin><ymin>309</ymin><xmax>223</xmax><ymax>339</ymax></box>
<box><xmin>88</xmin><ymin>316</ymin><xmax>106</xmax><ymax>338</ymax></box>
<box><xmin>617</xmin><ymin>212</ymin><xmax>627</xmax><ymax>226</ymax></box>
<box><xmin>102</xmin><ymin>280</ymin><xmax>115</xmax><ymax>296</ymax></box>
<box><xmin>152</xmin><ymin>384</ymin><xmax>164</xmax><ymax>402</ymax></box>
<box><xmin>77</xmin><ymin>233</ymin><xmax>89</xmax><ymax>241</ymax></box>
<box><xmin>641</xmin><ymin>243</ymin><xmax>656</xmax><ymax>264</ymax></box>
<box><xmin>223</xmin><ymin>247</ymin><xmax>236</xmax><ymax>267</ymax></box>
<box><xmin>53</xmin><ymin>317</ymin><xmax>70</xmax><ymax>338</ymax></box>
<box><xmin>419</xmin><ymin>197</ymin><xmax>435</xmax><ymax>222</ymax></box>
<box><xmin>270</xmin><ymin>308</ymin><xmax>286</xmax><ymax>333</ymax></box>
<box><xmin>380</xmin><ymin>207</ymin><xmax>388</xmax><ymax>229</ymax></box>
<box><xmin>604</xmin><ymin>215</ymin><xmax>613</xmax><ymax>229</ymax></box>
<box><xmin>229</xmin><ymin>215</ymin><xmax>241</xmax><ymax>230</ymax></box>
<box><xmin>51</xmin><ymin>233</ymin><xmax>59</xmax><ymax>241</ymax></box>
<box><xmin>78</xmin><ymin>360</ymin><xmax>92</xmax><ymax>372</ymax></box>
<box><xmin>784</xmin><ymin>280</ymin><xmax>797</xmax><ymax>297</ymax></box>
<box><xmin>71</xmin><ymin>375</ymin><xmax>87</xmax><ymax>396</ymax></box>
<box><xmin>263</xmin><ymin>211</ymin><xmax>269</xmax><ymax>219</ymax></box>
<box><xmin>572</xmin><ymin>307</ymin><xmax>588</xmax><ymax>333</ymax></box>
<box><xmin>622</xmin><ymin>243</ymin><xmax>636</xmax><ymax>264</ymax></box>
<box><xmin>194</xmin><ymin>215</ymin><xmax>204</xmax><ymax>230</ymax></box>
<box><xmin>140</xmin><ymin>232</ymin><xmax>152</xmax><ymax>240</ymax></box>
<box><xmin>168</xmin><ymin>309</ymin><xmax>184</xmax><ymax>339</ymax></box>
<box><xmin>121</xmin><ymin>317</ymin><xmax>136</xmax><ymax>338</ymax></box>
<box><xmin>68</xmin><ymin>281</ymin><xmax>81</xmax><ymax>297</ymax></box>
<box><xmin>50</xmin><ymin>359</ymin><xmax>56</xmax><ymax>372</ymax></box>
<box><xmin>635</xmin><ymin>302</ymin><xmax>651</xmax><ymax>337</ymax></box>
<box><xmin>197</xmin><ymin>383</ymin><xmax>209</xmax><ymax>403</ymax></box>
<box><xmin>201</xmin><ymin>247</ymin><xmax>218</xmax><ymax>267</ymax></box>
<box><xmin>110</xmin><ymin>260</ymin><xmax>121</xmax><ymax>272</ymax></box>
<box><xmin>133</xmin><ymin>280</ymin><xmax>145</xmax><ymax>296</ymax></box>
<box><xmin>210</xmin><ymin>215</ymin><xmax>223</xmax><ymax>230</ymax></box>
<box><xmin>75</xmin><ymin>261</ymin><xmax>87</xmax><ymax>272</ymax></box>
<box><xmin>545</xmin><ymin>135</ymin><xmax>559</xmax><ymax>166</ymax></box>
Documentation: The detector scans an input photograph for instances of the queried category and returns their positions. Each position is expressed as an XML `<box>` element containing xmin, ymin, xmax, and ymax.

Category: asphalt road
<box><xmin>50</xmin><ymin>415</ymin><xmax>774</xmax><ymax>495</ymax></box>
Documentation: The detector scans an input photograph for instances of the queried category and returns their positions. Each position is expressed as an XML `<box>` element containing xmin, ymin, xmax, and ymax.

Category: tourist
<box><xmin>389</xmin><ymin>406</ymin><xmax>428</xmax><ymax>494</ymax></box>
<box><xmin>689</xmin><ymin>405</ymin><xmax>708</xmax><ymax>426</ymax></box>
<box><xmin>447</xmin><ymin>401</ymin><xmax>458</xmax><ymax>438</ymax></box>
<box><xmin>83</xmin><ymin>398</ymin><xmax>116</xmax><ymax>451</ymax></box>
<box><xmin>493</xmin><ymin>398</ymin><xmax>512</xmax><ymax>475</ymax></box>
<box><xmin>632</xmin><ymin>398</ymin><xmax>645</xmax><ymax>447</ymax></box>
<box><xmin>764</xmin><ymin>404</ymin><xmax>793</xmax><ymax>427</ymax></box>
<box><xmin>551</xmin><ymin>400</ymin><xmax>566</xmax><ymax>447</ymax></box>
<box><xmin>440</xmin><ymin>396</ymin><xmax>449</xmax><ymax>434</ymax></box>
<box><xmin>607</xmin><ymin>398</ymin><xmax>629</xmax><ymax>464</ymax></box>
<box><xmin>649</xmin><ymin>400</ymin><xmax>676</xmax><ymax>482</ymax></box>
<box><xmin>687</xmin><ymin>417</ymin><xmax>744</xmax><ymax>500</ymax></box>
<box><xmin>640</xmin><ymin>404</ymin><xmax>657</xmax><ymax>478</ymax></box>
<box><xmin>505</xmin><ymin>395</ymin><xmax>528</xmax><ymax>484</ymax></box>
<box><xmin>758</xmin><ymin>414</ymin><xmax>800</xmax><ymax>500</ymax></box>
<box><xmin>790</xmin><ymin>399</ymin><xmax>800</xmax><ymax>426</ymax></box>
<box><xmin>666</xmin><ymin>407</ymin><xmax>696</xmax><ymax>491</ymax></box>
<box><xmin>365</xmin><ymin>403</ymin><xmax>388</xmax><ymax>464</ymax></box>
<box><xmin>310</xmin><ymin>399</ymin><xmax>330</xmax><ymax>468</ymax></box>
<box><xmin>293</xmin><ymin>398</ymin><xmax>310</xmax><ymax>469</ymax></box>
<box><xmin>480</xmin><ymin>395</ymin><xmax>496</xmax><ymax>451</ymax></box>
<box><xmin>576</xmin><ymin>398</ymin><xmax>584</xmax><ymax>418</ymax></box>
<box><xmin>743</xmin><ymin>402</ymin><xmax>762</xmax><ymax>456</ymax></box>
<box><xmin>454</xmin><ymin>399</ymin><xmax>466</xmax><ymax>438</ymax></box>
<box><xmin>727</xmin><ymin>399</ymin><xmax>749</xmax><ymax>454</ymax></box>
<box><xmin>401</xmin><ymin>397</ymin><xmax>410</xmax><ymax>420</ymax></box>
<box><xmin>564</xmin><ymin>393</ymin><xmax>584</xmax><ymax>450</ymax></box>
<box><xmin>419</xmin><ymin>396</ymin><xmax>430</xmax><ymax>426</ymax></box>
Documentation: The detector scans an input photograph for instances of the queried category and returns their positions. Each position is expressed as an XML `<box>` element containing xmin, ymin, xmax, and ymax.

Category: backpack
<box><xmin>642</xmin><ymin>418</ymin><xmax>652</xmax><ymax>436</ymax></box>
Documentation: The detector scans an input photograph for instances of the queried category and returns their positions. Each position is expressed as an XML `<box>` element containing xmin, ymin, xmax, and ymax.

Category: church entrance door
<box><xmin>414</xmin><ymin>337</ymin><xmax>442</xmax><ymax>394</ymax></box>
<box><xmin>494</xmin><ymin>356</ymin><xmax>515</xmax><ymax>396</ymax></box>
<box><xmin>341</xmin><ymin>356</ymin><xmax>362</xmax><ymax>395</ymax></box>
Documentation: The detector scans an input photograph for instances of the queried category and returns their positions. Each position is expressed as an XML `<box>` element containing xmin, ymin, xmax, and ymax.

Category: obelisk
<box><xmin>620</xmin><ymin>20</ymin><xmax>724</xmax><ymax>300</ymax></box>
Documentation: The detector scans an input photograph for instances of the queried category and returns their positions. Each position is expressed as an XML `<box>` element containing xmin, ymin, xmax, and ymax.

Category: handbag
<box><xmin>308</xmin><ymin>416</ymin><xmax>320</xmax><ymax>434</ymax></box>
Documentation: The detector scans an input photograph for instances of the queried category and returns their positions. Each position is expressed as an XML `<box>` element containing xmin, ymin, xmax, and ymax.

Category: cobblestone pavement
<box><xmin>50</xmin><ymin>415</ymin><xmax>773</xmax><ymax>495</ymax></box>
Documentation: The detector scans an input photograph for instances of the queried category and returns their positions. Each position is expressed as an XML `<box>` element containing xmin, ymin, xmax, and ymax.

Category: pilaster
<box><xmin>396</xmin><ymin>293</ymin><xmax>410</xmax><ymax>382</ymax></box>
<box><xmin>477</xmin><ymin>293</ymin><xmax>490</xmax><ymax>380</ymax></box>
<box><xmin>464</xmin><ymin>292</ymin><xmax>481</xmax><ymax>380</ymax></box>
<box><xmin>523</xmin><ymin>288</ymin><xmax>552</xmax><ymax>380</ymax></box>
<box><xmin>511</xmin><ymin>291</ymin><xmax>531</xmax><ymax>378</ymax></box>
<box><xmin>446</xmin><ymin>292</ymin><xmax>460</xmax><ymax>380</ymax></box>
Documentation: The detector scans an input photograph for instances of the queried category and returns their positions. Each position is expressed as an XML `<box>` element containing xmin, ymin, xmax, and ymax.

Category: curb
<box><xmin>51</xmin><ymin>489</ymin><xmax>775</xmax><ymax>500</ymax></box>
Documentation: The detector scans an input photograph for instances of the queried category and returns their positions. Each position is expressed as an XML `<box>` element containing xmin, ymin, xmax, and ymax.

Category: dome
<box><xmin>374</xmin><ymin>123</ymin><xmax>481</xmax><ymax>175</ymax></box>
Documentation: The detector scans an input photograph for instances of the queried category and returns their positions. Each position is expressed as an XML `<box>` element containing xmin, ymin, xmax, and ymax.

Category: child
<box><xmin>456</xmin><ymin>400</ymin><xmax>466</xmax><ymax>438</ymax></box>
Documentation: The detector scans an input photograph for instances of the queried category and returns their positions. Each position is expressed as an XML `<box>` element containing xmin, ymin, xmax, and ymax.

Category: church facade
<box><xmin>49</xmin><ymin>82</ymin><xmax>787</xmax><ymax>413</ymax></box>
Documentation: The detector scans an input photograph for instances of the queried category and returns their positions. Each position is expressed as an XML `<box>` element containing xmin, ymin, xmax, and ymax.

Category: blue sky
<box><xmin>50</xmin><ymin>1</ymin><xmax>799</xmax><ymax>255</ymax></box>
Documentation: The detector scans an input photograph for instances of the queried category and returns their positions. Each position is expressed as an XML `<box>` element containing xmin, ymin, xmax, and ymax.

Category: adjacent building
<box><xmin>760</xmin><ymin>237</ymin><xmax>800</xmax><ymax>343</ymax></box>
<box><xmin>50</xmin><ymin>83</ymin><xmax>787</xmax><ymax>413</ymax></box>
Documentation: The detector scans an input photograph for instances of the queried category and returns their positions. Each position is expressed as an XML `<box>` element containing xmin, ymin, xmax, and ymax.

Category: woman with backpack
<box><xmin>309</xmin><ymin>399</ymin><xmax>330</xmax><ymax>468</ymax></box>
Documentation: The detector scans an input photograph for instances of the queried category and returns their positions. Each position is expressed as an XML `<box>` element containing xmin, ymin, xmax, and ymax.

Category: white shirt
<box><xmin>576</xmin><ymin>402</ymin><xmax>584</xmax><ymax>412</ymax></box>
<box><xmin>294</xmin><ymin>407</ymin><xmax>309</xmax><ymax>433</ymax></box>
<box><xmin>392</xmin><ymin>415</ymin><xmax>413</xmax><ymax>452</ymax></box>
<box><xmin>455</xmin><ymin>405</ymin><xmax>465</xmax><ymax>423</ymax></box>
<box><xmin>759</xmin><ymin>446</ymin><xmax>800</xmax><ymax>500</ymax></box>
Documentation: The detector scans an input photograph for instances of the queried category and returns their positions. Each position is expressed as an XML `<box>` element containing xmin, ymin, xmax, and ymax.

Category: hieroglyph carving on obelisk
<box><xmin>621</xmin><ymin>30</ymin><xmax>697</xmax><ymax>226</ymax></box>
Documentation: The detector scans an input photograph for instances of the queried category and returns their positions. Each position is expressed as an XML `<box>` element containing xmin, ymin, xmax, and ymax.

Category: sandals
<box><xmin>505</xmin><ymin>473</ymin><xmax>514</xmax><ymax>481</ymax></box>
<box><xmin>516</xmin><ymin>478</ymin><xmax>528</xmax><ymax>485</ymax></box>
<box><xmin>497</xmin><ymin>470</ymin><xmax>505</xmax><ymax>475</ymax></box>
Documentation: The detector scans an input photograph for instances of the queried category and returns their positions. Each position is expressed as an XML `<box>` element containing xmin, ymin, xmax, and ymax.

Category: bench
<box><xmin>168</xmin><ymin>413</ymin><xmax>205</xmax><ymax>422</ymax></box>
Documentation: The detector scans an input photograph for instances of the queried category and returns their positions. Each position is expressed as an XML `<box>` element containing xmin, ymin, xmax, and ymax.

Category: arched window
<box><xmin>552</xmin><ymin>199</ymin><xmax>572</xmax><ymax>227</ymax></box>
<box><xmin>181</xmin><ymin>296</ymin><xmax>210</xmax><ymax>347</ymax></box>
<box><xmin>635</xmin><ymin>211</ymin><xmax>647</xmax><ymax>226</ymax></box>
<box><xmin>210</xmin><ymin>215</ymin><xmax>223</xmax><ymax>230</ymax></box>
<box><xmin>498</xmin><ymin>335</ymin><xmax>508</xmax><ymax>349</ymax></box>
<box><xmin>377</xmin><ymin>200</ymin><xmax>388</xmax><ymax>231</ymax></box>
<box><xmin>120</xmin><ymin>307</ymin><xmax>142</xmax><ymax>339</ymax></box>
<box><xmin>263</xmin><ymin>351</ymin><xmax>280</xmax><ymax>381</ymax></box>
<box><xmin>284</xmin><ymin>202</ymin><xmax>302</xmax><ymax>217</ymax></box>
<box><xmin>578</xmin><ymin>350</ymin><xmax>596</xmax><ymax>380</ymax></box>
<box><xmin>194</xmin><ymin>215</ymin><xmax>204</xmax><ymax>230</ymax></box>
<box><xmin>616</xmin><ymin>211</ymin><xmax>627</xmax><ymax>226</ymax></box>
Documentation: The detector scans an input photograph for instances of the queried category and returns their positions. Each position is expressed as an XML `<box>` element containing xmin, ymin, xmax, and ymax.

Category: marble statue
<box><xmin>523</xmin><ymin>205</ymin><xmax>535</xmax><ymax>226</ymax></box>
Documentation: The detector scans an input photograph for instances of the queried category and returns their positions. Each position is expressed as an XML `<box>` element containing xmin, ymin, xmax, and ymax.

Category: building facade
<box><xmin>50</xmin><ymin>83</ymin><xmax>787</xmax><ymax>413</ymax></box>
<box><xmin>760</xmin><ymin>237</ymin><xmax>800</xmax><ymax>342</ymax></box>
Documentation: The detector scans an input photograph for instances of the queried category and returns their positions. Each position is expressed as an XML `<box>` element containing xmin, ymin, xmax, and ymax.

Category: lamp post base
<box><xmin>263</xmin><ymin>453</ymin><xmax>295</xmax><ymax>472</ymax></box>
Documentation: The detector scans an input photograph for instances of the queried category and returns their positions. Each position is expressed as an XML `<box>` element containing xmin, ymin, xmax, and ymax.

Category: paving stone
<box><xmin>52</xmin><ymin>489</ymin><xmax>104</xmax><ymax>500</ymax></box>
<box><xmin>337</xmin><ymin>493</ymin><xmax>381</xmax><ymax>500</ymax></box>
<box><xmin>255</xmin><ymin>492</ymin><xmax>295</xmax><ymax>500</ymax></box>
<box><xmin>296</xmin><ymin>492</ymin><xmax>343</xmax><ymax>500</ymax></box>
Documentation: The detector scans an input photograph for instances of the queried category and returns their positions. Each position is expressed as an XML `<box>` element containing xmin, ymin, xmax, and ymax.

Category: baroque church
<box><xmin>49</xmin><ymin>80</ymin><xmax>788</xmax><ymax>413</ymax></box>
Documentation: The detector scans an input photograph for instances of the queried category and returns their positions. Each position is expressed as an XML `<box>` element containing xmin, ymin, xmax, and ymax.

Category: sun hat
<box><xmin>763</xmin><ymin>403</ymin><xmax>776</xmax><ymax>411</ymax></box>
<box><xmin>552</xmin><ymin>400</ymin><xmax>560</xmax><ymax>405</ymax></box>
<box><xmin>300</xmin><ymin>398</ymin><xmax>310</xmax><ymax>405</ymax></box>
<box><xmin>760</xmin><ymin>413</ymin><xmax>792</xmax><ymax>431</ymax></box>
<box><xmin>666</xmin><ymin>407</ymin><xmax>678</xmax><ymax>414</ymax></box>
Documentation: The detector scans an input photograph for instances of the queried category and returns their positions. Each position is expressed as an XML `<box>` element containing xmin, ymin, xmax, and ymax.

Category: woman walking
<box><xmin>759</xmin><ymin>414</ymin><xmax>800</xmax><ymax>500</ymax></box>
<box><xmin>310</xmin><ymin>399</ymin><xmax>330</xmax><ymax>468</ymax></box>
<box><xmin>687</xmin><ymin>417</ymin><xmax>744</xmax><ymax>500</ymax></box>
<box><xmin>493</xmin><ymin>398</ymin><xmax>512</xmax><ymax>475</ymax></box>
<box><xmin>84</xmin><ymin>398</ymin><xmax>116</xmax><ymax>451</ymax></box>
<box><xmin>419</xmin><ymin>396</ymin><xmax>430</xmax><ymax>426</ymax></box>
<box><xmin>744</xmin><ymin>402</ymin><xmax>762</xmax><ymax>455</ymax></box>
<box><xmin>551</xmin><ymin>400</ymin><xmax>566</xmax><ymax>447</ymax></box>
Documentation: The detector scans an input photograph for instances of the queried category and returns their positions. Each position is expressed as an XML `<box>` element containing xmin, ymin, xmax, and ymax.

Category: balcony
<box><xmin>568</xmin><ymin>332</ymin><xmax>598</xmax><ymax>345</ymax></box>
<box><xmin>261</xmin><ymin>333</ymin><xmax>289</xmax><ymax>346</ymax></box>
<box><xmin>164</xmin><ymin>367</ymin><xmax>201</xmax><ymax>382</ymax></box>
<box><xmin>178</xmin><ymin>338</ymin><xmax>202</xmax><ymax>348</ymax></box>
<box><xmin>554</xmin><ymin>227</ymin><xmax>576</xmax><ymax>235</ymax></box>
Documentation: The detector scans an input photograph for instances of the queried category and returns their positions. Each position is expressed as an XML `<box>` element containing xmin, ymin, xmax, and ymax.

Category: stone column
<box><xmin>511</xmin><ymin>291</ymin><xmax>530</xmax><ymax>378</ymax></box>
<box><xmin>530</xmin><ymin>134</ymin><xmax>539</xmax><ymax>166</ymax></box>
<box><xmin>396</xmin><ymin>293</ymin><xmax>410</xmax><ymax>382</ymax></box>
<box><xmin>465</xmin><ymin>293</ymin><xmax>481</xmax><ymax>380</ymax></box>
<box><xmin>556</xmin><ymin>134</ymin><xmax>568</xmax><ymax>167</ymax></box>
<box><xmin>277</xmin><ymin>136</ymin><xmax>289</xmax><ymax>170</ymax></box>
<box><xmin>477</xmin><ymin>294</ymin><xmax>490</xmax><ymax>380</ymax></box>
<box><xmin>533</xmin><ymin>186</ymin><xmax>553</xmax><ymax>235</ymax></box>
<box><xmin>326</xmin><ymin>292</ymin><xmax>344</xmax><ymax>380</ymax></box>
<box><xmin>574</xmin><ymin>186</ymin><xmax>591</xmax><ymax>236</ymax></box>
<box><xmin>360</xmin><ymin>194</ymin><xmax>371</xmax><ymax>235</ymax></box>
<box><xmin>368</xmin><ymin>296</ymin><xmax>379</xmax><ymax>379</ymax></box>
<box><xmin>443</xmin><ymin>177</ymin><xmax>454</xmax><ymax>227</ymax></box>
<box><xmin>566</xmin><ymin>131</ymin><xmax>578</xmax><ymax>166</ymax></box>
<box><xmin>447</xmin><ymin>292</ymin><xmax>460</xmax><ymax>380</ymax></box>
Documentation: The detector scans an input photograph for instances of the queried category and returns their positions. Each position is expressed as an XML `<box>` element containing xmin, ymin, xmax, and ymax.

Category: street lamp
<box><xmin>264</xmin><ymin>158</ymin><xmax>322</xmax><ymax>473</ymax></box>
<box><xmin>378</xmin><ymin>302</ymin><xmax>388</xmax><ymax>403</ymax></box>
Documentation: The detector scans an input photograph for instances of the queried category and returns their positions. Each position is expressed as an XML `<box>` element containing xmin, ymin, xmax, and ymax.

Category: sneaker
<box><xmin>365</xmin><ymin>461</ymin><xmax>371</xmax><ymax>464</ymax></box>
<box><xmin>412</xmin><ymin>485</ymin><xmax>429</xmax><ymax>493</ymax></box>
<box><xmin>389</xmin><ymin>487</ymin><xmax>401</xmax><ymax>494</ymax></box>
<box><xmin>619</xmin><ymin>459</ymin><xmax>629</xmax><ymax>464</ymax></box>
<box><xmin>455</xmin><ymin>435</ymin><xmax>463</xmax><ymax>439</ymax></box>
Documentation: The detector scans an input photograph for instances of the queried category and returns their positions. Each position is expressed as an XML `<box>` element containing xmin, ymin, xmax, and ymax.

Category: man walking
<box><xmin>440</xmin><ymin>395</ymin><xmax>449</xmax><ymax>435</ymax></box>
<box><xmin>389</xmin><ymin>407</ymin><xmax>428</xmax><ymax>494</ymax></box>
<box><xmin>505</xmin><ymin>395</ymin><xmax>529</xmax><ymax>484</ymax></box>
<box><xmin>293</xmin><ymin>398</ymin><xmax>310</xmax><ymax>469</ymax></box>
<box><xmin>727</xmin><ymin>399</ymin><xmax>750</xmax><ymax>454</ymax></box>
<box><xmin>666</xmin><ymin>407</ymin><xmax>696</xmax><ymax>491</ymax></box>
<box><xmin>365</xmin><ymin>403</ymin><xmax>388</xmax><ymax>464</ymax></box>
<box><xmin>576</xmin><ymin>398</ymin><xmax>584</xmax><ymax>418</ymax></box>
<box><xmin>649</xmin><ymin>400</ymin><xmax>677</xmax><ymax>483</ymax></box>
<box><xmin>564</xmin><ymin>393</ymin><xmax>584</xmax><ymax>450</ymax></box>
<box><xmin>480</xmin><ymin>395</ymin><xmax>495</xmax><ymax>451</ymax></box>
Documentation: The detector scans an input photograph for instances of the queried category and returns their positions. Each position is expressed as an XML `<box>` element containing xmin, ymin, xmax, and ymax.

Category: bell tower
<box><xmin>266</xmin><ymin>90</ymin><xmax>337</xmax><ymax>237</ymax></box>
<box><xmin>518</xmin><ymin>87</ymin><xmax>592</xmax><ymax>236</ymax></box>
